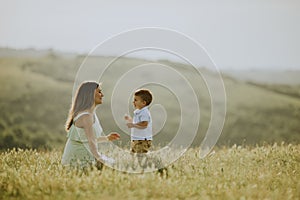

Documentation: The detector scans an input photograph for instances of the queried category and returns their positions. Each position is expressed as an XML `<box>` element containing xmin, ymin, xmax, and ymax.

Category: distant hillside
<box><xmin>222</xmin><ymin>69</ymin><xmax>300</xmax><ymax>85</ymax></box>
<box><xmin>0</xmin><ymin>47</ymin><xmax>78</xmax><ymax>58</ymax></box>
<box><xmin>0</xmin><ymin>48</ymin><xmax>299</xmax><ymax>150</ymax></box>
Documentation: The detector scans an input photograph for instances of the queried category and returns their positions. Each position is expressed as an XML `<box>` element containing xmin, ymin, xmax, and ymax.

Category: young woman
<box><xmin>61</xmin><ymin>81</ymin><xmax>120</xmax><ymax>168</ymax></box>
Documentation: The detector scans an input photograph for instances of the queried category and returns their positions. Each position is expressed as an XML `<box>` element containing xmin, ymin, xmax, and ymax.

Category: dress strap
<box><xmin>74</xmin><ymin>112</ymin><xmax>92</xmax><ymax>122</ymax></box>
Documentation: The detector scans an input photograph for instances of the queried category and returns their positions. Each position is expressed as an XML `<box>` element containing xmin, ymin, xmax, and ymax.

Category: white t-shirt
<box><xmin>131</xmin><ymin>106</ymin><xmax>152</xmax><ymax>140</ymax></box>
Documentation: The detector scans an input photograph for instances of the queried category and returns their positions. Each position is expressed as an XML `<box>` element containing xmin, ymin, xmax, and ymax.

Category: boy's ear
<box><xmin>143</xmin><ymin>100</ymin><xmax>147</xmax><ymax>105</ymax></box>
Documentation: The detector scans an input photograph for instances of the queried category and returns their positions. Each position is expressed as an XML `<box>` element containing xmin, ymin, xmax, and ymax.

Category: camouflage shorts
<box><xmin>131</xmin><ymin>140</ymin><xmax>152</xmax><ymax>154</ymax></box>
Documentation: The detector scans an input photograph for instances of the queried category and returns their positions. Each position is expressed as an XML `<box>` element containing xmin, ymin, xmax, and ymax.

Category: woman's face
<box><xmin>94</xmin><ymin>87</ymin><xmax>104</xmax><ymax>105</ymax></box>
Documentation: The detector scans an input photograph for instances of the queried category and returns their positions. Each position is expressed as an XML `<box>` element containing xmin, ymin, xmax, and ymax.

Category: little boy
<box><xmin>125</xmin><ymin>89</ymin><xmax>153</xmax><ymax>154</ymax></box>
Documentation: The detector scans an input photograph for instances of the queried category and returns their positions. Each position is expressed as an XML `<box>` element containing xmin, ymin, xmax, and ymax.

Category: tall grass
<box><xmin>1</xmin><ymin>143</ymin><xmax>299</xmax><ymax>200</ymax></box>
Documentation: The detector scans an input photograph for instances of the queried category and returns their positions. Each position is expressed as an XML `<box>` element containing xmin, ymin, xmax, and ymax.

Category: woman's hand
<box><xmin>107</xmin><ymin>132</ymin><xmax>120</xmax><ymax>141</ymax></box>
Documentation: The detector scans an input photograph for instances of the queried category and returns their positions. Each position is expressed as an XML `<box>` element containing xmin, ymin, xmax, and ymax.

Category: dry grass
<box><xmin>0</xmin><ymin>143</ymin><xmax>299</xmax><ymax>200</ymax></box>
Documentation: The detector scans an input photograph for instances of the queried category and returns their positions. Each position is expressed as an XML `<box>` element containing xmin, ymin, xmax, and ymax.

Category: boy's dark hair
<box><xmin>135</xmin><ymin>89</ymin><xmax>153</xmax><ymax>106</ymax></box>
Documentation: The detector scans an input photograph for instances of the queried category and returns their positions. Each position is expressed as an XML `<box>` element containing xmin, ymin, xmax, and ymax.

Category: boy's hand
<box><xmin>126</xmin><ymin>122</ymin><xmax>134</xmax><ymax>128</ymax></box>
<box><xmin>124</xmin><ymin>114</ymin><xmax>133</xmax><ymax>123</ymax></box>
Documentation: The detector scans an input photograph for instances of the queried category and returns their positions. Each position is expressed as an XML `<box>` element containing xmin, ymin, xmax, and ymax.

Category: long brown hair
<box><xmin>65</xmin><ymin>81</ymin><xmax>99</xmax><ymax>131</ymax></box>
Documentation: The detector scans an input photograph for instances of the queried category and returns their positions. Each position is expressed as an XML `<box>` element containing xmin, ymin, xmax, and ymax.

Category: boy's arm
<box><xmin>127</xmin><ymin>121</ymin><xmax>148</xmax><ymax>129</ymax></box>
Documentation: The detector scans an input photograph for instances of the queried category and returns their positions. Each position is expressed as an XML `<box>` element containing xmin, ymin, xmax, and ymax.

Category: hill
<box><xmin>0</xmin><ymin>48</ymin><xmax>300</xmax><ymax>150</ymax></box>
<box><xmin>222</xmin><ymin>69</ymin><xmax>300</xmax><ymax>85</ymax></box>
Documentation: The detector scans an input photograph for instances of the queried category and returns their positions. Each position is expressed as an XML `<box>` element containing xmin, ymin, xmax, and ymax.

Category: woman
<box><xmin>61</xmin><ymin>81</ymin><xmax>120</xmax><ymax>168</ymax></box>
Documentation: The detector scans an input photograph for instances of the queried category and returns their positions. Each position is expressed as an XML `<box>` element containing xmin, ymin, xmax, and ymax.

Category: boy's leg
<box><xmin>132</xmin><ymin>140</ymin><xmax>152</xmax><ymax>169</ymax></box>
<box><xmin>131</xmin><ymin>140</ymin><xmax>152</xmax><ymax>153</ymax></box>
<box><xmin>130</xmin><ymin>141</ymin><xmax>138</xmax><ymax>170</ymax></box>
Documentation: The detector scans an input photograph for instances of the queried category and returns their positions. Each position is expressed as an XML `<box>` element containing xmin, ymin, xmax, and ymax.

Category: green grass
<box><xmin>0</xmin><ymin>144</ymin><xmax>299</xmax><ymax>200</ymax></box>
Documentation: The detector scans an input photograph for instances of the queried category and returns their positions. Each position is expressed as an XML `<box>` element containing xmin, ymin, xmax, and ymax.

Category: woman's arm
<box><xmin>80</xmin><ymin>114</ymin><xmax>102</xmax><ymax>161</ymax></box>
<box><xmin>97</xmin><ymin>132</ymin><xmax>120</xmax><ymax>143</ymax></box>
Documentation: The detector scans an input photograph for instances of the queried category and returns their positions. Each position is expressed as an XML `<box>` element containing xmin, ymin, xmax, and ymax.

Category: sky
<box><xmin>0</xmin><ymin>0</ymin><xmax>300</xmax><ymax>70</ymax></box>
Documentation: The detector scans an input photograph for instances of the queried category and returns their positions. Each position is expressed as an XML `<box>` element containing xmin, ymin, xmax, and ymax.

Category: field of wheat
<box><xmin>0</xmin><ymin>143</ymin><xmax>299</xmax><ymax>200</ymax></box>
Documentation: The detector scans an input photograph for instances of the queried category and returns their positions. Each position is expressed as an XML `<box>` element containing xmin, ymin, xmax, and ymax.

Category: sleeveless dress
<box><xmin>61</xmin><ymin>112</ymin><xmax>103</xmax><ymax>167</ymax></box>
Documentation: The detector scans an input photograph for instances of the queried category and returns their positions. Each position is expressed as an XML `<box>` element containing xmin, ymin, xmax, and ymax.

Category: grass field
<box><xmin>0</xmin><ymin>144</ymin><xmax>299</xmax><ymax>200</ymax></box>
<box><xmin>0</xmin><ymin>48</ymin><xmax>300</xmax><ymax>199</ymax></box>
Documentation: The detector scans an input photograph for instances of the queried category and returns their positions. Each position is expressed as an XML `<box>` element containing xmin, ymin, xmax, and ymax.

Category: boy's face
<box><xmin>133</xmin><ymin>95</ymin><xmax>146</xmax><ymax>109</ymax></box>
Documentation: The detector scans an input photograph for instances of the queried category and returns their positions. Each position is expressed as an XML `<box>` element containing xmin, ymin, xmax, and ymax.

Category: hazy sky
<box><xmin>0</xmin><ymin>0</ymin><xmax>299</xmax><ymax>70</ymax></box>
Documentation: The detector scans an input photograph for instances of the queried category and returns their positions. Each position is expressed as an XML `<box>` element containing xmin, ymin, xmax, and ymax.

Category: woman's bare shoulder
<box><xmin>74</xmin><ymin>112</ymin><xmax>93</xmax><ymax>128</ymax></box>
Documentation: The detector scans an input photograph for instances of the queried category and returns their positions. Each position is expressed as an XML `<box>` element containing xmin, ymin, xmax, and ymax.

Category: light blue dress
<box><xmin>61</xmin><ymin>112</ymin><xmax>103</xmax><ymax>167</ymax></box>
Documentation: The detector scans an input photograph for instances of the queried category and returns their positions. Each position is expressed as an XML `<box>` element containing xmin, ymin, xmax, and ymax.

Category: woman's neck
<box><xmin>85</xmin><ymin>106</ymin><xmax>95</xmax><ymax>113</ymax></box>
